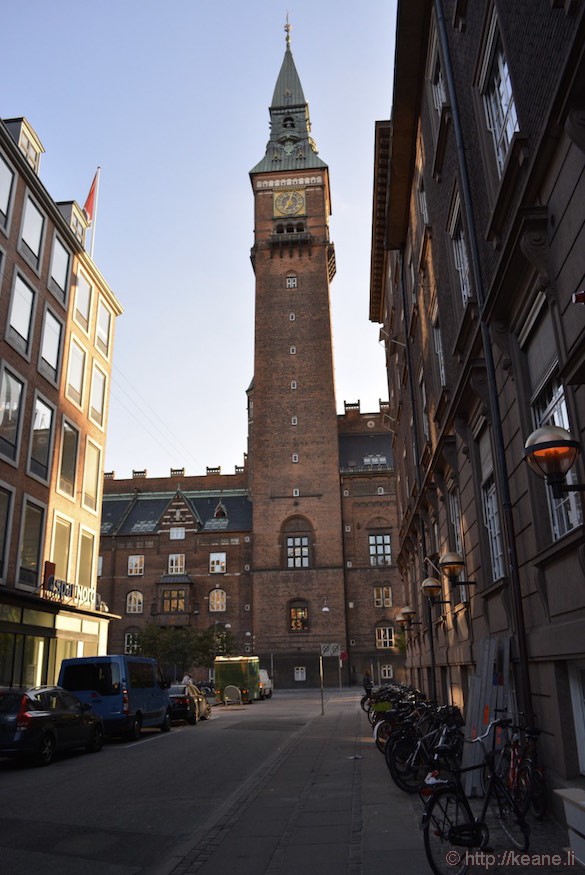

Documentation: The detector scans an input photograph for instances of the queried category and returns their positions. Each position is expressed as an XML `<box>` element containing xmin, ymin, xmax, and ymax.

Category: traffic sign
<box><xmin>340</xmin><ymin>650</ymin><xmax>348</xmax><ymax>661</ymax></box>
<box><xmin>321</xmin><ymin>643</ymin><xmax>340</xmax><ymax>657</ymax></box>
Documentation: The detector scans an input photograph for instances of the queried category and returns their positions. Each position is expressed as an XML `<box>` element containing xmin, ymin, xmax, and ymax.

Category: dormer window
<box><xmin>214</xmin><ymin>501</ymin><xmax>227</xmax><ymax>519</ymax></box>
<box><xmin>4</xmin><ymin>119</ymin><xmax>44</xmax><ymax>174</ymax></box>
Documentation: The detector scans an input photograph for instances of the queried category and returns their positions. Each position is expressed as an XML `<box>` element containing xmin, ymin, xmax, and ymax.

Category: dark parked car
<box><xmin>169</xmin><ymin>683</ymin><xmax>211</xmax><ymax>724</ymax></box>
<box><xmin>0</xmin><ymin>685</ymin><xmax>104</xmax><ymax>766</ymax></box>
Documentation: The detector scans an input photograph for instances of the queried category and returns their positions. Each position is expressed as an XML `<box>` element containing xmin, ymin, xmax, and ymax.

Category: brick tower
<box><xmin>248</xmin><ymin>26</ymin><xmax>347</xmax><ymax>685</ymax></box>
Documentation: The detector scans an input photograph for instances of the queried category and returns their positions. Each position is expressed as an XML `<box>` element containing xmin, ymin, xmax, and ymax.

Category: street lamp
<box><xmin>523</xmin><ymin>425</ymin><xmax>585</xmax><ymax>499</ymax></box>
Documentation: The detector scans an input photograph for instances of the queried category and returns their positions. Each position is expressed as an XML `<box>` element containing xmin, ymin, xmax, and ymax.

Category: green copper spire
<box><xmin>250</xmin><ymin>20</ymin><xmax>327</xmax><ymax>174</ymax></box>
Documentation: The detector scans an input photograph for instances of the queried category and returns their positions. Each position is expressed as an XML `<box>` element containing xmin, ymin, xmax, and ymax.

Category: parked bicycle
<box><xmin>421</xmin><ymin>718</ymin><xmax>530</xmax><ymax>875</ymax></box>
<box><xmin>484</xmin><ymin>713</ymin><xmax>547</xmax><ymax>820</ymax></box>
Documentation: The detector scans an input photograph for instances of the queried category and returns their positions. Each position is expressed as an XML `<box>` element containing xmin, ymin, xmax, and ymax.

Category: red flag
<box><xmin>83</xmin><ymin>170</ymin><xmax>98</xmax><ymax>223</ymax></box>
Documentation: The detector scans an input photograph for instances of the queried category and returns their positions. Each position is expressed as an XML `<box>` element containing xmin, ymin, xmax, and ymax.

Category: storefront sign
<box><xmin>42</xmin><ymin>575</ymin><xmax>96</xmax><ymax>609</ymax></box>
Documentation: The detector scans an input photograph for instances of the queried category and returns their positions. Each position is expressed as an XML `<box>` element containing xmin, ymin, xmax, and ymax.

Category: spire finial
<box><xmin>285</xmin><ymin>13</ymin><xmax>291</xmax><ymax>49</ymax></box>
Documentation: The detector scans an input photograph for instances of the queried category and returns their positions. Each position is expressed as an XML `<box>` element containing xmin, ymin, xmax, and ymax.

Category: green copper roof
<box><xmin>250</xmin><ymin>29</ymin><xmax>327</xmax><ymax>175</ymax></box>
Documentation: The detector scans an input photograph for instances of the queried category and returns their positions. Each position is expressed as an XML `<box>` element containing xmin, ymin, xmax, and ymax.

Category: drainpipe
<box><xmin>398</xmin><ymin>250</ymin><xmax>437</xmax><ymax>703</ymax></box>
<box><xmin>434</xmin><ymin>0</ymin><xmax>533</xmax><ymax>724</ymax></box>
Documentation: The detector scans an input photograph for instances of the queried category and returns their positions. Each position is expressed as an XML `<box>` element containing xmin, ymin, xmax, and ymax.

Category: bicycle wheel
<box><xmin>360</xmin><ymin>694</ymin><xmax>370</xmax><ymax>713</ymax></box>
<box><xmin>373</xmin><ymin>718</ymin><xmax>394</xmax><ymax>754</ymax></box>
<box><xmin>487</xmin><ymin>778</ymin><xmax>530</xmax><ymax>850</ymax></box>
<box><xmin>387</xmin><ymin>737</ymin><xmax>428</xmax><ymax>793</ymax></box>
<box><xmin>514</xmin><ymin>762</ymin><xmax>533</xmax><ymax>817</ymax></box>
<box><xmin>529</xmin><ymin>768</ymin><xmax>547</xmax><ymax>820</ymax></box>
<box><xmin>423</xmin><ymin>787</ymin><xmax>472</xmax><ymax>875</ymax></box>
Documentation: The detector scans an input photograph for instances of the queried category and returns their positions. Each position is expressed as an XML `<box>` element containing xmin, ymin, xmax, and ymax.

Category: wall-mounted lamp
<box><xmin>396</xmin><ymin>605</ymin><xmax>420</xmax><ymax>629</ymax></box>
<box><xmin>421</xmin><ymin>577</ymin><xmax>450</xmax><ymax>606</ymax></box>
<box><xmin>322</xmin><ymin>598</ymin><xmax>330</xmax><ymax>613</ymax></box>
<box><xmin>523</xmin><ymin>425</ymin><xmax>585</xmax><ymax>500</ymax></box>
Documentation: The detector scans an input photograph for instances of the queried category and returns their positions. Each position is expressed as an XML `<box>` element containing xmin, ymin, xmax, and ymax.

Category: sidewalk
<box><xmin>157</xmin><ymin>690</ymin><xmax>577</xmax><ymax>875</ymax></box>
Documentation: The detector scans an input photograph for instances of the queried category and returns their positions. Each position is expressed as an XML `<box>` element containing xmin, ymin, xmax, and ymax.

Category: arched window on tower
<box><xmin>283</xmin><ymin>116</ymin><xmax>295</xmax><ymax>129</ymax></box>
<box><xmin>282</xmin><ymin>516</ymin><xmax>314</xmax><ymax>569</ymax></box>
<box><xmin>286</xmin><ymin>273</ymin><xmax>298</xmax><ymax>289</ymax></box>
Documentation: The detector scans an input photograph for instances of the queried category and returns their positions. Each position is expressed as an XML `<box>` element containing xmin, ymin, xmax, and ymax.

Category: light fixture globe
<box><xmin>421</xmin><ymin>577</ymin><xmax>442</xmax><ymax>599</ymax></box>
<box><xmin>400</xmin><ymin>604</ymin><xmax>416</xmax><ymax>621</ymax></box>
<box><xmin>523</xmin><ymin>425</ymin><xmax>580</xmax><ymax>479</ymax></box>
<box><xmin>439</xmin><ymin>551</ymin><xmax>465</xmax><ymax>579</ymax></box>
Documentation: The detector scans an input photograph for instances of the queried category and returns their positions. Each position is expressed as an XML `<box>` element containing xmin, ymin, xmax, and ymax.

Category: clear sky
<box><xmin>4</xmin><ymin>1</ymin><xmax>397</xmax><ymax>479</ymax></box>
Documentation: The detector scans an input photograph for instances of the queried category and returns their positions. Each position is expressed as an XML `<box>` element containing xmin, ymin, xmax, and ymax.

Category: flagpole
<box><xmin>89</xmin><ymin>166</ymin><xmax>101</xmax><ymax>260</ymax></box>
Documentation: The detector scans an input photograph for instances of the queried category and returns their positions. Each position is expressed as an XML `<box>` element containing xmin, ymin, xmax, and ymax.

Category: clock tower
<box><xmin>248</xmin><ymin>25</ymin><xmax>347</xmax><ymax>684</ymax></box>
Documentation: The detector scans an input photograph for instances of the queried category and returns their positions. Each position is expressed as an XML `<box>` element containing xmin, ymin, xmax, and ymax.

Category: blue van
<box><xmin>58</xmin><ymin>655</ymin><xmax>172</xmax><ymax>739</ymax></box>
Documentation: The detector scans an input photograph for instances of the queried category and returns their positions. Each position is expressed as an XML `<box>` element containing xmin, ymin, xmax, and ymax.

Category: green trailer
<box><xmin>214</xmin><ymin>656</ymin><xmax>260</xmax><ymax>704</ymax></box>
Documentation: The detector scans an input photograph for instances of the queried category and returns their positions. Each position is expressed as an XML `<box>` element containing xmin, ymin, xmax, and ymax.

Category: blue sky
<box><xmin>4</xmin><ymin>1</ymin><xmax>397</xmax><ymax>478</ymax></box>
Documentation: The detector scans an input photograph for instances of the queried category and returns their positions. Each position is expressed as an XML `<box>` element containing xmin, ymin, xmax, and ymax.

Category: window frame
<box><xmin>82</xmin><ymin>438</ymin><xmax>102</xmax><ymax>513</ymax></box>
<box><xmin>448</xmin><ymin>195</ymin><xmax>472</xmax><ymax>307</ymax></box>
<box><xmin>66</xmin><ymin>337</ymin><xmax>87</xmax><ymax>408</ymax></box>
<box><xmin>95</xmin><ymin>300</ymin><xmax>112</xmax><ymax>358</ymax></box>
<box><xmin>17</xmin><ymin>495</ymin><xmax>46</xmax><ymax>589</ymax></box>
<box><xmin>373</xmin><ymin>585</ymin><xmax>393</xmax><ymax>608</ymax></box>
<box><xmin>162</xmin><ymin>588</ymin><xmax>186</xmax><ymax>613</ymax></box>
<box><xmin>74</xmin><ymin>270</ymin><xmax>92</xmax><ymax>333</ymax></box>
<box><xmin>290</xmin><ymin>601</ymin><xmax>309</xmax><ymax>633</ymax></box>
<box><xmin>27</xmin><ymin>391</ymin><xmax>55</xmax><ymax>483</ymax></box>
<box><xmin>168</xmin><ymin>553</ymin><xmax>185</xmax><ymax>575</ymax></box>
<box><xmin>77</xmin><ymin>527</ymin><xmax>95</xmax><ymax>592</ymax></box>
<box><xmin>128</xmin><ymin>555</ymin><xmax>144</xmax><ymax>576</ymax></box>
<box><xmin>19</xmin><ymin>193</ymin><xmax>45</xmax><ymax>273</ymax></box>
<box><xmin>48</xmin><ymin>232</ymin><xmax>71</xmax><ymax>304</ymax></box>
<box><xmin>376</xmin><ymin>626</ymin><xmax>395</xmax><ymax>649</ymax></box>
<box><xmin>51</xmin><ymin>513</ymin><xmax>73</xmax><ymax>583</ymax></box>
<box><xmin>57</xmin><ymin>417</ymin><xmax>79</xmax><ymax>499</ymax></box>
<box><xmin>126</xmin><ymin>590</ymin><xmax>144</xmax><ymax>614</ymax></box>
<box><xmin>89</xmin><ymin>362</ymin><xmax>107</xmax><ymax>428</ymax></box>
<box><xmin>0</xmin><ymin>363</ymin><xmax>26</xmax><ymax>465</ymax></box>
<box><xmin>209</xmin><ymin>552</ymin><xmax>226</xmax><ymax>574</ymax></box>
<box><xmin>0</xmin><ymin>480</ymin><xmax>15</xmax><ymax>582</ymax></box>
<box><xmin>38</xmin><ymin>304</ymin><xmax>64</xmax><ymax>386</ymax></box>
<box><xmin>209</xmin><ymin>588</ymin><xmax>226</xmax><ymax>612</ymax></box>
<box><xmin>368</xmin><ymin>532</ymin><xmax>392</xmax><ymax>567</ymax></box>
<box><xmin>7</xmin><ymin>271</ymin><xmax>37</xmax><ymax>359</ymax></box>
<box><xmin>478</xmin><ymin>12</ymin><xmax>519</xmax><ymax>178</ymax></box>
<box><xmin>0</xmin><ymin>150</ymin><xmax>15</xmax><ymax>231</ymax></box>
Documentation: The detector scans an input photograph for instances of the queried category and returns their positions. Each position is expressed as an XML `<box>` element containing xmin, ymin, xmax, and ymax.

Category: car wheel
<box><xmin>35</xmin><ymin>732</ymin><xmax>55</xmax><ymax>766</ymax></box>
<box><xmin>126</xmin><ymin>716</ymin><xmax>142</xmax><ymax>741</ymax></box>
<box><xmin>266</xmin><ymin>691</ymin><xmax>273</xmax><ymax>699</ymax></box>
<box><xmin>160</xmin><ymin>709</ymin><xmax>172</xmax><ymax>732</ymax></box>
<box><xmin>86</xmin><ymin>723</ymin><xmax>104</xmax><ymax>753</ymax></box>
<box><xmin>187</xmin><ymin>711</ymin><xmax>197</xmax><ymax>725</ymax></box>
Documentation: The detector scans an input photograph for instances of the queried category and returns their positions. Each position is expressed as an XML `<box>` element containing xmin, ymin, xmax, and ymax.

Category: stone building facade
<box><xmin>370</xmin><ymin>0</ymin><xmax>585</xmax><ymax>789</ymax></box>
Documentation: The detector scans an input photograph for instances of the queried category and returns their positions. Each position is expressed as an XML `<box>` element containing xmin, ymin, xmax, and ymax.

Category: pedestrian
<box><xmin>182</xmin><ymin>673</ymin><xmax>192</xmax><ymax>685</ymax></box>
<box><xmin>363</xmin><ymin>670</ymin><xmax>373</xmax><ymax>695</ymax></box>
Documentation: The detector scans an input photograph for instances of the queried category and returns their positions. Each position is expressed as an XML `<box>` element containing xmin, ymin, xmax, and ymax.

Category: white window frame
<box><xmin>449</xmin><ymin>197</ymin><xmax>472</xmax><ymax>306</ymax></box>
<box><xmin>27</xmin><ymin>392</ymin><xmax>55</xmax><ymax>483</ymax></box>
<box><xmin>66</xmin><ymin>338</ymin><xmax>86</xmax><ymax>407</ymax></box>
<box><xmin>168</xmin><ymin>553</ymin><xmax>185</xmax><ymax>574</ymax></box>
<box><xmin>19</xmin><ymin>195</ymin><xmax>45</xmax><ymax>271</ymax></box>
<box><xmin>376</xmin><ymin>627</ymin><xmax>395</xmax><ymax>649</ymax></box>
<box><xmin>0</xmin><ymin>151</ymin><xmax>15</xmax><ymax>228</ymax></box>
<box><xmin>82</xmin><ymin>439</ymin><xmax>101</xmax><ymax>513</ymax></box>
<box><xmin>58</xmin><ymin>418</ymin><xmax>79</xmax><ymax>499</ymax></box>
<box><xmin>51</xmin><ymin>514</ymin><xmax>73</xmax><ymax>583</ymax></box>
<box><xmin>0</xmin><ymin>364</ymin><xmax>25</xmax><ymax>464</ymax></box>
<box><xmin>74</xmin><ymin>271</ymin><xmax>92</xmax><ymax>332</ymax></box>
<box><xmin>89</xmin><ymin>363</ymin><xmax>107</xmax><ymax>428</ymax></box>
<box><xmin>482</xmin><ymin>472</ymin><xmax>505</xmax><ymax>582</ymax></box>
<box><xmin>124</xmin><ymin>631</ymin><xmax>140</xmax><ymax>654</ymax></box>
<box><xmin>126</xmin><ymin>590</ymin><xmax>144</xmax><ymax>614</ymax></box>
<box><xmin>39</xmin><ymin>306</ymin><xmax>63</xmax><ymax>385</ymax></box>
<box><xmin>286</xmin><ymin>275</ymin><xmax>298</xmax><ymax>289</ymax></box>
<box><xmin>170</xmin><ymin>526</ymin><xmax>185</xmax><ymax>540</ymax></box>
<box><xmin>48</xmin><ymin>234</ymin><xmax>70</xmax><ymax>302</ymax></box>
<box><xmin>77</xmin><ymin>527</ymin><xmax>95</xmax><ymax>592</ymax></box>
<box><xmin>479</xmin><ymin>13</ymin><xmax>519</xmax><ymax>177</ymax></box>
<box><xmin>96</xmin><ymin>300</ymin><xmax>112</xmax><ymax>358</ymax></box>
<box><xmin>210</xmin><ymin>552</ymin><xmax>226</xmax><ymax>574</ymax></box>
<box><xmin>381</xmin><ymin>664</ymin><xmax>394</xmax><ymax>681</ymax></box>
<box><xmin>374</xmin><ymin>585</ymin><xmax>392</xmax><ymax>608</ymax></box>
<box><xmin>432</xmin><ymin>314</ymin><xmax>447</xmax><ymax>387</ymax></box>
<box><xmin>8</xmin><ymin>273</ymin><xmax>36</xmax><ymax>357</ymax></box>
<box><xmin>128</xmin><ymin>555</ymin><xmax>144</xmax><ymax>576</ymax></box>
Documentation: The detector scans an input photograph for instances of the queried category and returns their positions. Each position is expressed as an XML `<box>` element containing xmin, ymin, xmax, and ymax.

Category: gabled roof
<box><xmin>184</xmin><ymin>494</ymin><xmax>252</xmax><ymax>533</ymax></box>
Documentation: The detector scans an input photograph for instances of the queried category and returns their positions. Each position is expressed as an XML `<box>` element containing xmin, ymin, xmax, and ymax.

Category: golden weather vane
<box><xmin>285</xmin><ymin>13</ymin><xmax>291</xmax><ymax>49</ymax></box>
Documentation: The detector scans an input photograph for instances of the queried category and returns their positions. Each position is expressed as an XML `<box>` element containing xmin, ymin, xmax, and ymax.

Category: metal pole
<box><xmin>319</xmin><ymin>652</ymin><xmax>324</xmax><ymax>715</ymax></box>
<box><xmin>426</xmin><ymin>597</ymin><xmax>437</xmax><ymax>702</ymax></box>
<box><xmin>338</xmin><ymin>657</ymin><xmax>342</xmax><ymax>691</ymax></box>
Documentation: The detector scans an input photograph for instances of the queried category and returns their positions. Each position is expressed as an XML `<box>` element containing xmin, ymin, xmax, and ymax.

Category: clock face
<box><xmin>274</xmin><ymin>189</ymin><xmax>305</xmax><ymax>217</ymax></box>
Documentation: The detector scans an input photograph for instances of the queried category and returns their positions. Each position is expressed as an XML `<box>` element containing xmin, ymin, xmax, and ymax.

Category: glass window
<box><xmin>532</xmin><ymin>375</ymin><xmax>583</xmax><ymax>540</ymax></box>
<box><xmin>286</xmin><ymin>275</ymin><xmax>298</xmax><ymax>289</ymax></box>
<box><xmin>0</xmin><ymin>486</ymin><xmax>12</xmax><ymax>577</ymax></box>
<box><xmin>124</xmin><ymin>631</ymin><xmax>140</xmax><ymax>654</ymax></box>
<box><xmin>433</xmin><ymin>317</ymin><xmax>447</xmax><ymax>387</ymax></box>
<box><xmin>20</xmin><ymin>197</ymin><xmax>44</xmax><ymax>267</ymax></box>
<box><xmin>450</xmin><ymin>208</ymin><xmax>471</xmax><ymax>305</ymax></box>
<box><xmin>168</xmin><ymin>554</ymin><xmax>185</xmax><ymax>574</ymax></box>
<box><xmin>431</xmin><ymin>52</ymin><xmax>446</xmax><ymax>114</ymax></box>
<box><xmin>210</xmin><ymin>552</ymin><xmax>226</xmax><ymax>573</ymax></box>
<box><xmin>52</xmin><ymin>517</ymin><xmax>71</xmax><ymax>581</ymax></box>
<box><xmin>82</xmin><ymin>441</ymin><xmax>101</xmax><ymax>511</ymax></box>
<box><xmin>19</xmin><ymin>500</ymin><xmax>44</xmax><ymax>587</ymax></box>
<box><xmin>126</xmin><ymin>591</ymin><xmax>143</xmax><ymax>614</ymax></box>
<box><xmin>75</xmin><ymin>273</ymin><xmax>92</xmax><ymax>331</ymax></box>
<box><xmin>162</xmin><ymin>589</ymin><xmax>185</xmax><ymax>612</ymax></box>
<box><xmin>482</xmin><ymin>32</ymin><xmax>518</xmax><ymax>176</ymax></box>
<box><xmin>381</xmin><ymin>664</ymin><xmax>394</xmax><ymax>680</ymax></box>
<box><xmin>66</xmin><ymin>340</ymin><xmax>85</xmax><ymax>406</ymax></box>
<box><xmin>482</xmin><ymin>473</ymin><xmax>504</xmax><ymax>581</ymax></box>
<box><xmin>9</xmin><ymin>275</ymin><xmax>35</xmax><ymax>354</ymax></box>
<box><xmin>209</xmin><ymin>589</ymin><xmax>226</xmax><ymax>612</ymax></box>
<box><xmin>286</xmin><ymin>535</ymin><xmax>309</xmax><ymax>568</ymax></box>
<box><xmin>58</xmin><ymin>420</ymin><xmax>78</xmax><ymax>497</ymax></box>
<box><xmin>128</xmin><ymin>555</ymin><xmax>144</xmax><ymax>576</ymax></box>
<box><xmin>374</xmin><ymin>586</ymin><xmax>392</xmax><ymax>608</ymax></box>
<box><xmin>369</xmin><ymin>533</ymin><xmax>392</xmax><ymax>566</ymax></box>
<box><xmin>0</xmin><ymin>153</ymin><xmax>14</xmax><ymax>225</ymax></box>
<box><xmin>290</xmin><ymin>602</ymin><xmax>308</xmax><ymax>632</ymax></box>
<box><xmin>376</xmin><ymin>627</ymin><xmax>394</xmax><ymax>649</ymax></box>
<box><xmin>29</xmin><ymin>396</ymin><xmax>53</xmax><ymax>480</ymax></box>
<box><xmin>49</xmin><ymin>237</ymin><xmax>70</xmax><ymax>301</ymax></box>
<box><xmin>0</xmin><ymin>368</ymin><xmax>24</xmax><ymax>462</ymax></box>
<box><xmin>89</xmin><ymin>365</ymin><xmax>106</xmax><ymax>427</ymax></box>
<box><xmin>169</xmin><ymin>526</ymin><xmax>185</xmax><ymax>540</ymax></box>
<box><xmin>78</xmin><ymin>530</ymin><xmax>94</xmax><ymax>589</ymax></box>
<box><xmin>40</xmin><ymin>309</ymin><xmax>62</xmax><ymax>383</ymax></box>
<box><xmin>96</xmin><ymin>302</ymin><xmax>111</xmax><ymax>356</ymax></box>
